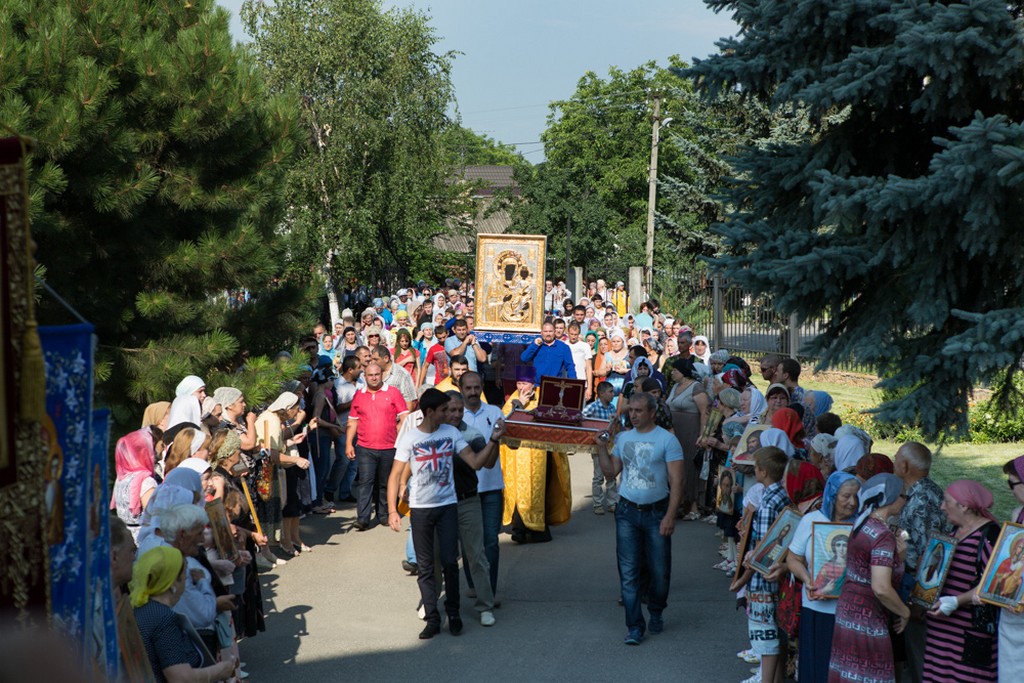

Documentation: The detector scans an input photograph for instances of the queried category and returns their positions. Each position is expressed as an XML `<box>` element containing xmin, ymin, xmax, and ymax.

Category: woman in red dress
<box><xmin>828</xmin><ymin>473</ymin><xmax>909</xmax><ymax>683</ymax></box>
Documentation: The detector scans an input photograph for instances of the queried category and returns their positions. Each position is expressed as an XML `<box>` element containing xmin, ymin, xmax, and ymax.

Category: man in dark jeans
<box><xmin>595</xmin><ymin>392</ymin><xmax>684</xmax><ymax>646</ymax></box>
<box><xmin>386</xmin><ymin>389</ymin><xmax>505</xmax><ymax>639</ymax></box>
<box><xmin>346</xmin><ymin>362</ymin><xmax>409</xmax><ymax>530</ymax></box>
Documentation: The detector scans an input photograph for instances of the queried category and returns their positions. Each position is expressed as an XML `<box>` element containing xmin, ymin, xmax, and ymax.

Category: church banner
<box><xmin>41</xmin><ymin>324</ymin><xmax>119</xmax><ymax>680</ymax></box>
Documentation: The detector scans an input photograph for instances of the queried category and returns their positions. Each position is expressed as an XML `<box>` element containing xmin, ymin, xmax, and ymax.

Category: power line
<box><xmin>462</xmin><ymin>88</ymin><xmax>652</xmax><ymax>115</ymax></box>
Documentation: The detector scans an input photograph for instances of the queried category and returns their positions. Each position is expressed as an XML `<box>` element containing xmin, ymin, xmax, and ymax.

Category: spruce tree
<box><xmin>688</xmin><ymin>0</ymin><xmax>1024</xmax><ymax>439</ymax></box>
<box><xmin>1</xmin><ymin>0</ymin><xmax>310</xmax><ymax>421</ymax></box>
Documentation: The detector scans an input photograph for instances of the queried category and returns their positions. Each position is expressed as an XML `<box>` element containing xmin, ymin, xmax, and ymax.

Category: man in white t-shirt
<box><xmin>566</xmin><ymin>321</ymin><xmax>594</xmax><ymax>397</ymax></box>
<box><xmin>387</xmin><ymin>388</ymin><xmax>505</xmax><ymax>640</ymax></box>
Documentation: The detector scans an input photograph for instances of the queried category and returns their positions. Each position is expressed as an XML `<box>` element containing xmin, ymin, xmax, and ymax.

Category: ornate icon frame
<box><xmin>474</xmin><ymin>234</ymin><xmax>547</xmax><ymax>341</ymax></box>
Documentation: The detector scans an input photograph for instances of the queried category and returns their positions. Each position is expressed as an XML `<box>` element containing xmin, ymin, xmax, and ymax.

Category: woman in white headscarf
<box><xmin>692</xmin><ymin>335</ymin><xmax>711</xmax><ymax>365</ymax></box>
<box><xmin>833</xmin><ymin>425</ymin><xmax>872</xmax><ymax>473</ymax></box>
<box><xmin>167</xmin><ymin>375</ymin><xmax>206</xmax><ymax>430</ymax></box>
<box><xmin>759</xmin><ymin>427</ymin><xmax>796</xmax><ymax>458</ymax></box>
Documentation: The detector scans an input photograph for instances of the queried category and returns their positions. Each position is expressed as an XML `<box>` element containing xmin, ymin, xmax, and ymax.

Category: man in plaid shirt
<box><xmin>584</xmin><ymin>381</ymin><xmax>618</xmax><ymax>514</ymax></box>
<box><xmin>741</xmin><ymin>447</ymin><xmax>791</xmax><ymax>683</ymax></box>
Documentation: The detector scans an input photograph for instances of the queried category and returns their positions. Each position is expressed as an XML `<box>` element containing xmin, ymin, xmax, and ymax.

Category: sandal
<box><xmin>293</xmin><ymin>543</ymin><xmax>313</xmax><ymax>553</ymax></box>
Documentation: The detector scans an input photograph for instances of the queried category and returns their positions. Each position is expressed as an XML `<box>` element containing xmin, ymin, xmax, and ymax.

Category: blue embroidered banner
<box><xmin>88</xmin><ymin>408</ymin><xmax>118</xmax><ymax>678</ymax></box>
<box><xmin>41</xmin><ymin>324</ymin><xmax>118</xmax><ymax>680</ymax></box>
<box><xmin>474</xmin><ymin>330</ymin><xmax>540</xmax><ymax>344</ymax></box>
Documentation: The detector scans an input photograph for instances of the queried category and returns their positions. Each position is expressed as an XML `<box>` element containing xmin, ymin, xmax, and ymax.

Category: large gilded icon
<box><xmin>475</xmin><ymin>234</ymin><xmax>546</xmax><ymax>335</ymax></box>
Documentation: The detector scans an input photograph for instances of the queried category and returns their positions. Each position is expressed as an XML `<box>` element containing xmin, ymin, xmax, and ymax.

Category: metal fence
<box><xmin>654</xmin><ymin>269</ymin><xmax>835</xmax><ymax>365</ymax></box>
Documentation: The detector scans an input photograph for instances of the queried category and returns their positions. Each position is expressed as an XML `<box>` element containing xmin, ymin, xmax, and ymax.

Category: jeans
<box><xmin>457</xmin><ymin>496</ymin><xmax>494</xmax><ymax>612</ymax></box>
<box><xmin>405</xmin><ymin>525</ymin><xmax>416</xmax><ymax>564</ymax></box>
<box><xmin>325</xmin><ymin>434</ymin><xmax>351</xmax><ymax>500</ymax></box>
<box><xmin>591</xmin><ymin>454</ymin><xmax>619</xmax><ymax>509</ymax></box>
<box><xmin>469</xmin><ymin>489</ymin><xmax>503</xmax><ymax>594</ymax></box>
<box><xmin>615</xmin><ymin>497</ymin><xmax>671</xmax><ymax>632</ymax></box>
<box><xmin>308</xmin><ymin>429</ymin><xmax>334</xmax><ymax>506</ymax></box>
<box><xmin>354</xmin><ymin>446</ymin><xmax>395</xmax><ymax>524</ymax></box>
<box><xmin>409</xmin><ymin>504</ymin><xmax>460</xmax><ymax>626</ymax></box>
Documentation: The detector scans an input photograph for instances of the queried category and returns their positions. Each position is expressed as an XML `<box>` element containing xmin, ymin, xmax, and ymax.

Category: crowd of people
<box><xmin>106</xmin><ymin>276</ymin><xmax>1024</xmax><ymax>682</ymax></box>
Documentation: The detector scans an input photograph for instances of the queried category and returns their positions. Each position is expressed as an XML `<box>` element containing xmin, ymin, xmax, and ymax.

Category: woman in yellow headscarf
<box><xmin>131</xmin><ymin>547</ymin><xmax>236</xmax><ymax>682</ymax></box>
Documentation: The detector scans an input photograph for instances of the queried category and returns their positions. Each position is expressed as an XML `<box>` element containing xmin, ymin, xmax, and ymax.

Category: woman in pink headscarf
<box><xmin>110</xmin><ymin>409</ymin><xmax>164</xmax><ymax>537</ymax></box>
<box><xmin>921</xmin><ymin>480</ymin><xmax>999</xmax><ymax>683</ymax></box>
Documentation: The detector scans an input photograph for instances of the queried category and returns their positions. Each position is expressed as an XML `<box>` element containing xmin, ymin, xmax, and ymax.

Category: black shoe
<box><xmin>419</xmin><ymin>623</ymin><xmax>440</xmax><ymax>640</ymax></box>
<box><xmin>449</xmin><ymin>617</ymin><xmax>463</xmax><ymax>636</ymax></box>
<box><xmin>353</xmin><ymin>520</ymin><xmax>370</xmax><ymax>531</ymax></box>
<box><xmin>510</xmin><ymin>533</ymin><xmax>527</xmax><ymax>544</ymax></box>
<box><xmin>402</xmin><ymin>560</ymin><xmax>418</xmax><ymax>574</ymax></box>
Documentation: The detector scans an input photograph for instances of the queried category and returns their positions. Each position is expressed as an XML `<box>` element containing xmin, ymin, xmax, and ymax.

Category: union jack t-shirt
<box><xmin>395</xmin><ymin>424</ymin><xmax>468</xmax><ymax>508</ymax></box>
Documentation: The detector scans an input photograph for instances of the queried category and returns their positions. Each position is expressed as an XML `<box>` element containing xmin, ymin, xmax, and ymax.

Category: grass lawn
<box><xmin>802</xmin><ymin>374</ymin><xmax>1024</xmax><ymax>521</ymax></box>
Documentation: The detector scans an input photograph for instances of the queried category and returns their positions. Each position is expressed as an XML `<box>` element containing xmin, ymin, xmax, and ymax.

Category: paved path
<box><xmin>242</xmin><ymin>459</ymin><xmax>755</xmax><ymax>682</ymax></box>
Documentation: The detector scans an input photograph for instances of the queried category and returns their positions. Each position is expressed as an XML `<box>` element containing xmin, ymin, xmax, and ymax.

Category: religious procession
<box><xmin>6</xmin><ymin>1</ymin><xmax>1024</xmax><ymax>683</ymax></box>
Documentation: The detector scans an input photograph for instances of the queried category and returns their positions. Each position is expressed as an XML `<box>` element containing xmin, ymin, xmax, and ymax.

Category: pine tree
<box><xmin>1</xmin><ymin>0</ymin><xmax>310</xmax><ymax>423</ymax></box>
<box><xmin>688</xmin><ymin>0</ymin><xmax>1024</xmax><ymax>439</ymax></box>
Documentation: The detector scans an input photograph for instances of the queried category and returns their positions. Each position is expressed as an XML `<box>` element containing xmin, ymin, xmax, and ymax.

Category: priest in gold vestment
<box><xmin>500</xmin><ymin>366</ymin><xmax>572</xmax><ymax>543</ymax></box>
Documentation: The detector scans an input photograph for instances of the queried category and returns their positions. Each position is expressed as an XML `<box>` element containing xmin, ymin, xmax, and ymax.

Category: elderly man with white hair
<box><xmin>136</xmin><ymin>503</ymin><xmax>233</xmax><ymax>649</ymax></box>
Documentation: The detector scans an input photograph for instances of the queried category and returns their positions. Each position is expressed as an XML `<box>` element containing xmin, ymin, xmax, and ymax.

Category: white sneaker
<box><xmin>713</xmin><ymin>560</ymin><xmax>731</xmax><ymax>570</ymax></box>
<box><xmin>736</xmin><ymin>649</ymin><xmax>759</xmax><ymax>664</ymax></box>
<box><xmin>741</xmin><ymin>672</ymin><xmax>761</xmax><ymax>683</ymax></box>
<box><xmin>480</xmin><ymin>610</ymin><xmax>495</xmax><ymax>626</ymax></box>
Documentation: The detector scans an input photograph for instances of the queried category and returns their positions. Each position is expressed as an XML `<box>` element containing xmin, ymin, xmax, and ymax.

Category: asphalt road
<box><xmin>241</xmin><ymin>458</ymin><xmax>755</xmax><ymax>682</ymax></box>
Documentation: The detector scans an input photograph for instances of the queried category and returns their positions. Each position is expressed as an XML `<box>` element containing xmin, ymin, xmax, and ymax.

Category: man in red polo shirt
<box><xmin>346</xmin><ymin>362</ymin><xmax>410</xmax><ymax>530</ymax></box>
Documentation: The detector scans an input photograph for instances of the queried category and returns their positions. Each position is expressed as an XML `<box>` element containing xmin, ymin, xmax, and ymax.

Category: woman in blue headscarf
<box><xmin>785</xmin><ymin>472</ymin><xmax>861</xmax><ymax>683</ymax></box>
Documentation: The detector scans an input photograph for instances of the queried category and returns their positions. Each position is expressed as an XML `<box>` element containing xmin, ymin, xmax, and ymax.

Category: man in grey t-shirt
<box><xmin>596</xmin><ymin>392</ymin><xmax>683</xmax><ymax>646</ymax></box>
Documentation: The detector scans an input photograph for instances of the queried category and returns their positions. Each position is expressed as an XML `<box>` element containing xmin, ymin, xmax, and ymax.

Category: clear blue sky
<box><xmin>216</xmin><ymin>0</ymin><xmax>737</xmax><ymax>161</ymax></box>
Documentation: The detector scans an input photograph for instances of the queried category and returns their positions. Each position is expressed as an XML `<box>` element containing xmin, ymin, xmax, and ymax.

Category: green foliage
<box><xmin>2</xmin><ymin>0</ymin><xmax>311</xmax><ymax>428</ymax></box>
<box><xmin>206</xmin><ymin>353</ymin><xmax>305</xmax><ymax>409</ymax></box>
<box><xmin>242</xmin><ymin>0</ymin><xmax>463</xmax><ymax>287</ymax></box>
<box><xmin>970</xmin><ymin>372</ymin><xmax>1024</xmax><ymax>443</ymax></box>
<box><xmin>443</xmin><ymin>127</ymin><xmax>529</xmax><ymax>172</ymax></box>
<box><xmin>688</xmin><ymin>0</ymin><xmax>1024</xmax><ymax>440</ymax></box>
<box><xmin>507</xmin><ymin>59</ymin><xmax>710</xmax><ymax>277</ymax></box>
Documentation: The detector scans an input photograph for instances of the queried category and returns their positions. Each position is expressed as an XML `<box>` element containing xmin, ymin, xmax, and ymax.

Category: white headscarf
<box><xmin>759</xmin><ymin>427</ymin><xmax>795</xmax><ymax>458</ymax></box>
<box><xmin>175</xmin><ymin>375</ymin><xmax>205</xmax><ymax>398</ymax></box>
<box><xmin>167</xmin><ymin>393</ymin><xmax>202</xmax><ymax>430</ymax></box>
<box><xmin>834</xmin><ymin>425</ymin><xmax>872</xmax><ymax>472</ymax></box>
<box><xmin>693</xmin><ymin>335</ymin><xmax>711</xmax><ymax>365</ymax></box>
<box><xmin>747</xmin><ymin>386</ymin><xmax>767</xmax><ymax>424</ymax></box>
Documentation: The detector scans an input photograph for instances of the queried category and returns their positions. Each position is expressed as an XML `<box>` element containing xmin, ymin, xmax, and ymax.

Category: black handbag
<box><xmin>970</xmin><ymin>523</ymin><xmax>1001</xmax><ymax>636</ymax></box>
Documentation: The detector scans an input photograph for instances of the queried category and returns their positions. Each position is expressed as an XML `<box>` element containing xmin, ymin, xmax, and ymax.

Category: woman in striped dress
<box><xmin>921</xmin><ymin>480</ymin><xmax>999</xmax><ymax>683</ymax></box>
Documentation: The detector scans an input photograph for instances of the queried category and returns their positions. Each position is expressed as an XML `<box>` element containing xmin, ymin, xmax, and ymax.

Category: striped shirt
<box><xmin>921</xmin><ymin>525</ymin><xmax>998</xmax><ymax>682</ymax></box>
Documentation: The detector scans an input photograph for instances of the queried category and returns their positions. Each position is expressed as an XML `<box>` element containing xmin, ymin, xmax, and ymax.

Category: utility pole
<box><xmin>644</xmin><ymin>93</ymin><xmax>662</xmax><ymax>297</ymax></box>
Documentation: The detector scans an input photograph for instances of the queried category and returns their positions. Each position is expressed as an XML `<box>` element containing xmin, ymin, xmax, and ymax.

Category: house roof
<box><xmin>434</xmin><ymin>207</ymin><xmax>512</xmax><ymax>254</ymax></box>
<box><xmin>434</xmin><ymin>165</ymin><xmax>519</xmax><ymax>254</ymax></box>
<box><xmin>458</xmin><ymin>165</ymin><xmax>519</xmax><ymax>198</ymax></box>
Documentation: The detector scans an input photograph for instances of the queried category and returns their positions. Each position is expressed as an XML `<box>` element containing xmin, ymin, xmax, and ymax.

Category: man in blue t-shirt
<box><xmin>596</xmin><ymin>392</ymin><xmax>683</xmax><ymax>646</ymax></box>
<box><xmin>520</xmin><ymin>321</ymin><xmax>576</xmax><ymax>380</ymax></box>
